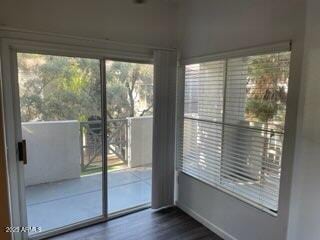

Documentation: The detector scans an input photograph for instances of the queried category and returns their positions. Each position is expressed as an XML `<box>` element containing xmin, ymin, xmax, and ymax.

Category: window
<box><xmin>178</xmin><ymin>51</ymin><xmax>291</xmax><ymax>213</ymax></box>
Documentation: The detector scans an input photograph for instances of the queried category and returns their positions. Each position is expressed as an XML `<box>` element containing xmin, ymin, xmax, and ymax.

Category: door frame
<box><xmin>0</xmin><ymin>36</ymin><xmax>154</xmax><ymax>240</ymax></box>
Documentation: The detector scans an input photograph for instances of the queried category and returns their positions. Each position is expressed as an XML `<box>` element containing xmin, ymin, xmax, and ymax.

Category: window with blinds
<box><xmin>178</xmin><ymin>51</ymin><xmax>291</xmax><ymax>213</ymax></box>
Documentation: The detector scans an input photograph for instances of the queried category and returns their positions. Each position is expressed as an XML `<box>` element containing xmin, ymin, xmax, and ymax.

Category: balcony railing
<box><xmin>80</xmin><ymin>119</ymin><xmax>128</xmax><ymax>173</ymax></box>
<box><xmin>22</xmin><ymin>117</ymin><xmax>152</xmax><ymax>186</ymax></box>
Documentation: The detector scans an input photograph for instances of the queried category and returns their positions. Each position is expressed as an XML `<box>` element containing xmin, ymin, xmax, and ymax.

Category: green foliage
<box><xmin>106</xmin><ymin>61</ymin><xmax>153</xmax><ymax>119</ymax></box>
<box><xmin>18</xmin><ymin>53</ymin><xmax>153</xmax><ymax>122</ymax></box>
<box><xmin>18</xmin><ymin>53</ymin><xmax>101</xmax><ymax>122</ymax></box>
<box><xmin>245</xmin><ymin>99</ymin><xmax>278</xmax><ymax>122</ymax></box>
<box><xmin>245</xmin><ymin>52</ymin><xmax>290</xmax><ymax>126</ymax></box>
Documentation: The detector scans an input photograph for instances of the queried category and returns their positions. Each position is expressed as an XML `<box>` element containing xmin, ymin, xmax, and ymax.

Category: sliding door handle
<box><xmin>18</xmin><ymin>139</ymin><xmax>27</xmax><ymax>165</ymax></box>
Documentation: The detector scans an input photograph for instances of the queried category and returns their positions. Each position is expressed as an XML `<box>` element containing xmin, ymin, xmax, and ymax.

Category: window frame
<box><xmin>176</xmin><ymin>41</ymin><xmax>293</xmax><ymax>216</ymax></box>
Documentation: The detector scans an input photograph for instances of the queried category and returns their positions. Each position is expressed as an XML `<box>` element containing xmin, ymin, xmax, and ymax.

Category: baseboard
<box><xmin>152</xmin><ymin>204</ymin><xmax>175</xmax><ymax>211</ymax></box>
<box><xmin>176</xmin><ymin>201</ymin><xmax>238</xmax><ymax>240</ymax></box>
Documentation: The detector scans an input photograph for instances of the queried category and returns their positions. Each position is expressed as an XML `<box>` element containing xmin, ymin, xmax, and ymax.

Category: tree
<box><xmin>246</xmin><ymin>53</ymin><xmax>289</xmax><ymax>129</ymax></box>
<box><xmin>18</xmin><ymin>54</ymin><xmax>153</xmax><ymax>122</ymax></box>
<box><xmin>245</xmin><ymin>52</ymin><xmax>290</xmax><ymax>182</ymax></box>
<box><xmin>18</xmin><ymin>54</ymin><xmax>101</xmax><ymax>122</ymax></box>
<box><xmin>106</xmin><ymin>61</ymin><xmax>153</xmax><ymax>119</ymax></box>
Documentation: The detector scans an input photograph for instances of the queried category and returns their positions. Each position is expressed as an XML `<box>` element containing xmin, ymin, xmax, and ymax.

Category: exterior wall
<box><xmin>127</xmin><ymin>116</ymin><xmax>153</xmax><ymax>168</ymax></box>
<box><xmin>176</xmin><ymin>1</ymin><xmax>306</xmax><ymax>240</ymax></box>
<box><xmin>22</xmin><ymin>121</ymin><xmax>81</xmax><ymax>186</ymax></box>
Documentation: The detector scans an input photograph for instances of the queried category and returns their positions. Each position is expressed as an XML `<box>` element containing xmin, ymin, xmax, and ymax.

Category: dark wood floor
<box><xmin>48</xmin><ymin>207</ymin><xmax>223</xmax><ymax>240</ymax></box>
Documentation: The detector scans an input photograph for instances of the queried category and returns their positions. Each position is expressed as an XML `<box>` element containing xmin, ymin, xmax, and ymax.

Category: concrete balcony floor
<box><xmin>25</xmin><ymin>167</ymin><xmax>151</xmax><ymax>235</ymax></box>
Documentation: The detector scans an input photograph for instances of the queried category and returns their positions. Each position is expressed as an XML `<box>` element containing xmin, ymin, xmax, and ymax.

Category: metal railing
<box><xmin>80</xmin><ymin>119</ymin><xmax>128</xmax><ymax>173</ymax></box>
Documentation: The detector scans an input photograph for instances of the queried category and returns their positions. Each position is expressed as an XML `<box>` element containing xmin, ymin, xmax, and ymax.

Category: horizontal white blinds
<box><xmin>184</xmin><ymin>60</ymin><xmax>225</xmax><ymax>122</ymax></box>
<box><xmin>178</xmin><ymin>51</ymin><xmax>291</xmax><ymax>212</ymax></box>
<box><xmin>225</xmin><ymin>54</ymin><xmax>290</xmax><ymax>132</ymax></box>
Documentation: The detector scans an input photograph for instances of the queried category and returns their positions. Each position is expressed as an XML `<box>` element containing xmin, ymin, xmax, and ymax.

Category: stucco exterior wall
<box><xmin>22</xmin><ymin>121</ymin><xmax>81</xmax><ymax>186</ymax></box>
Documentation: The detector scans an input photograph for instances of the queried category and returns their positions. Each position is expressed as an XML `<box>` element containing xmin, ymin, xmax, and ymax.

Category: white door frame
<box><xmin>0</xmin><ymin>33</ymin><xmax>154</xmax><ymax>240</ymax></box>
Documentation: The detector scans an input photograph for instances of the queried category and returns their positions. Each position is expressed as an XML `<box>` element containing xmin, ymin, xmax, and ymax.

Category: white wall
<box><xmin>22</xmin><ymin>121</ymin><xmax>81</xmax><ymax>186</ymax></box>
<box><xmin>177</xmin><ymin>0</ymin><xmax>305</xmax><ymax>59</ymax></box>
<box><xmin>128</xmin><ymin>116</ymin><xmax>153</xmax><ymax>168</ymax></box>
<box><xmin>176</xmin><ymin>1</ymin><xmax>306</xmax><ymax>240</ymax></box>
<box><xmin>0</xmin><ymin>0</ymin><xmax>178</xmax><ymax>48</ymax></box>
<box><xmin>1</xmin><ymin>0</ymin><xmax>317</xmax><ymax>239</ymax></box>
<box><xmin>287</xmin><ymin>0</ymin><xmax>320</xmax><ymax>239</ymax></box>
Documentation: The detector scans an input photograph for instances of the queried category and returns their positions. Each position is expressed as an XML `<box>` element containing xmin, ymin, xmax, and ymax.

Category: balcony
<box><xmin>23</xmin><ymin>116</ymin><xmax>153</xmax><ymax>233</ymax></box>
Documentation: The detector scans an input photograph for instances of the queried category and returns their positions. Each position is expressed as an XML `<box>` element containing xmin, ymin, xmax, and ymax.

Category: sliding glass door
<box><xmin>17</xmin><ymin>53</ymin><xmax>104</xmax><ymax>236</ymax></box>
<box><xmin>105</xmin><ymin>60</ymin><xmax>153</xmax><ymax>214</ymax></box>
<box><xmin>15</xmin><ymin>53</ymin><xmax>154</xmax><ymax>238</ymax></box>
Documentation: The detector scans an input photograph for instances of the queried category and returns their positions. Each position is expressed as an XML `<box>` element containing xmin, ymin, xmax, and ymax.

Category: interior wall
<box><xmin>0</xmin><ymin>0</ymin><xmax>178</xmax><ymax>48</ymax></box>
<box><xmin>1</xmin><ymin>1</ymin><xmax>317</xmax><ymax>240</ymax></box>
<box><xmin>0</xmin><ymin>1</ymin><xmax>178</xmax><ymax>238</ymax></box>
<box><xmin>177</xmin><ymin>0</ymin><xmax>305</xmax><ymax>58</ymax></box>
<box><xmin>287</xmin><ymin>0</ymin><xmax>320</xmax><ymax>239</ymax></box>
<box><xmin>0</xmin><ymin>89</ymin><xmax>11</xmax><ymax>240</ymax></box>
<box><xmin>176</xmin><ymin>1</ymin><xmax>306</xmax><ymax>240</ymax></box>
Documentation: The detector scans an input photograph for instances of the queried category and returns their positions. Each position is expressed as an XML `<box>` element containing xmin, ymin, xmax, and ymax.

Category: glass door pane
<box><xmin>17</xmin><ymin>53</ymin><xmax>103</xmax><ymax>235</ymax></box>
<box><xmin>105</xmin><ymin>60</ymin><xmax>153</xmax><ymax>214</ymax></box>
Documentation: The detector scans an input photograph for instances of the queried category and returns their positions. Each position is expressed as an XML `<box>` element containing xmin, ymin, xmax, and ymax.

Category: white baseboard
<box><xmin>176</xmin><ymin>201</ymin><xmax>238</xmax><ymax>240</ymax></box>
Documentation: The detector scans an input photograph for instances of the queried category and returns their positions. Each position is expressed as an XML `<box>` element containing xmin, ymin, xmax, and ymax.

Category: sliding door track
<box><xmin>29</xmin><ymin>203</ymin><xmax>151</xmax><ymax>240</ymax></box>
